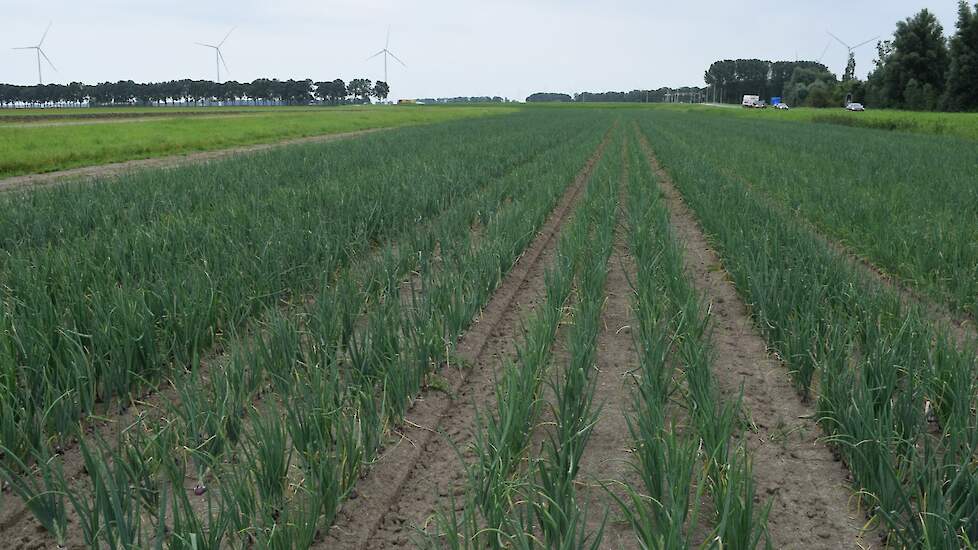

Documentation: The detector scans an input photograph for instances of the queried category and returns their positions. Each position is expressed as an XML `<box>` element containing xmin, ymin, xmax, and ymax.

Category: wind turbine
<box><xmin>196</xmin><ymin>27</ymin><xmax>235</xmax><ymax>83</ymax></box>
<box><xmin>13</xmin><ymin>22</ymin><xmax>56</xmax><ymax>85</ymax></box>
<box><xmin>367</xmin><ymin>26</ymin><xmax>406</xmax><ymax>84</ymax></box>
<box><xmin>817</xmin><ymin>38</ymin><xmax>834</xmax><ymax>64</ymax></box>
<box><xmin>827</xmin><ymin>31</ymin><xmax>879</xmax><ymax>74</ymax></box>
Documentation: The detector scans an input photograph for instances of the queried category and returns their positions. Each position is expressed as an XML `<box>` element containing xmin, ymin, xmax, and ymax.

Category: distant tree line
<box><xmin>704</xmin><ymin>60</ymin><xmax>832</xmax><ymax>105</ymax></box>
<box><xmin>525</xmin><ymin>87</ymin><xmax>706</xmax><ymax>103</ymax></box>
<box><xmin>574</xmin><ymin>87</ymin><xmax>706</xmax><ymax>103</ymax></box>
<box><xmin>705</xmin><ymin>2</ymin><xmax>978</xmax><ymax>111</ymax></box>
<box><xmin>526</xmin><ymin>93</ymin><xmax>573</xmax><ymax>102</ymax></box>
<box><xmin>417</xmin><ymin>96</ymin><xmax>513</xmax><ymax>104</ymax></box>
<box><xmin>0</xmin><ymin>78</ymin><xmax>392</xmax><ymax>108</ymax></box>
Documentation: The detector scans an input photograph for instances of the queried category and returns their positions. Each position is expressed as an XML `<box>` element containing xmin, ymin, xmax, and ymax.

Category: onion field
<box><xmin>1</xmin><ymin>107</ymin><xmax>976</xmax><ymax>549</ymax></box>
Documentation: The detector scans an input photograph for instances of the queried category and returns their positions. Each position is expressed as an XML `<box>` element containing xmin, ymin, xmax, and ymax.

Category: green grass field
<box><xmin>525</xmin><ymin>102</ymin><xmax>978</xmax><ymax>140</ymax></box>
<box><xmin>0</xmin><ymin>105</ymin><xmax>514</xmax><ymax>178</ymax></box>
<box><xmin>0</xmin><ymin>104</ymin><xmax>365</xmax><ymax>118</ymax></box>
<box><xmin>683</xmin><ymin>103</ymin><xmax>978</xmax><ymax>140</ymax></box>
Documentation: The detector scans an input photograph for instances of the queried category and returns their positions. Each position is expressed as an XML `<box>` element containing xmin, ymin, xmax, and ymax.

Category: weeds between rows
<box><xmin>0</xmin><ymin>113</ymin><xmax>613</xmax><ymax>547</ymax></box>
<box><xmin>637</xmin><ymin>113</ymin><xmax>978</xmax><ymax>548</ymax></box>
<box><xmin>0</xmin><ymin>110</ymin><xmax>600</xmax><ymax>465</ymax></box>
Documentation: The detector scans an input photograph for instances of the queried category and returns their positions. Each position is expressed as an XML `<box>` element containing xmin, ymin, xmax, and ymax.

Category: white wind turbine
<box><xmin>196</xmin><ymin>27</ymin><xmax>235</xmax><ymax>83</ymax></box>
<box><xmin>367</xmin><ymin>26</ymin><xmax>406</xmax><ymax>84</ymax></box>
<box><xmin>817</xmin><ymin>38</ymin><xmax>834</xmax><ymax>63</ymax></box>
<box><xmin>827</xmin><ymin>31</ymin><xmax>879</xmax><ymax>73</ymax></box>
<box><xmin>13</xmin><ymin>22</ymin><xmax>57</xmax><ymax>85</ymax></box>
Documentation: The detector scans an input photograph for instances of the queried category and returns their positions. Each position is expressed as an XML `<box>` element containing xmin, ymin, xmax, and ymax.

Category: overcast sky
<box><xmin>2</xmin><ymin>1</ymin><xmax>961</xmax><ymax>100</ymax></box>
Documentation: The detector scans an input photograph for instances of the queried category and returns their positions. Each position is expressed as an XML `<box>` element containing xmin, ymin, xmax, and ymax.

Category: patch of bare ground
<box><xmin>574</xmin><ymin>146</ymin><xmax>642</xmax><ymax>549</ymax></box>
<box><xmin>635</xmin><ymin>131</ymin><xmax>872</xmax><ymax>549</ymax></box>
<box><xmin>0</xmin><ymin>127</ymin><xmax>386</xmax><ymax>193</ymax></box>
<box><xmin>321</xmin><ymin>130</ymin><xmax>612</xmax><ymax>550</ymax></box>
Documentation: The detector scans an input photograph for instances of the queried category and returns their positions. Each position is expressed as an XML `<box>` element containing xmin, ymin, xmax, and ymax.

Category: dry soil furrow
<box><xmin>323</xmin><ymin>130</ymin><xmax>611</xmax><ymax>550</ymax></box>
<box><xmin>575</xmin><ymin>157</ymin><xmax>642</xmax><ymax>549</ymax></box>
<box><xmin>0</xmin><ymin>127</ymin><xmax>385</xmax><ymax>192</ymax></box>
<box><xmin>635</xmin><ymin>131</ymin><xmax>871</xmax><ymax>549</ymax></box>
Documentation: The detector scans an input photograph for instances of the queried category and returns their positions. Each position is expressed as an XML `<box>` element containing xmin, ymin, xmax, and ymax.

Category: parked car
<box><xmin>775</xmin><ymin>103</ymin><xmax>790</xmax><ymax>110</ymax></box>
<box><xmin>845</xmin><ymin>102</ymin><xmax>866</xmax><ymax>111</ymax></box>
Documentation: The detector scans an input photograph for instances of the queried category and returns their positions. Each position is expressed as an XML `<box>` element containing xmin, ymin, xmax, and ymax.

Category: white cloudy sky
<box><xmin>1</xmin><ymin>1</ymin><xmax>960</xmax><ymax>100</ymax></box>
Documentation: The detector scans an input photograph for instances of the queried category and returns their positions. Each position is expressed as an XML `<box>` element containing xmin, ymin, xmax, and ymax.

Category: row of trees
<box><xmin>574</xmin><ymin>87</ymin><xmax>706</xmax><ymax>103</ymax></box>
<box><xmin>0</xmin><ymin>78</ymin><xmax>391</xmax><ymax>107</ymax></box>
<box><xmin>417</xmin><ymin>96</ymin><xmax>512</xmax><ymax>104</ymax></box>
<box><xmin>703</xmin><ymin>60</ymin><xmax>833</xmax><ymax>105</ymax></box>
<box><xmin>867</xmin><ymin>2</ymin><xmax>978</xmax><ymax>111</ymax></box>
<box><xmin>704</xmin><ymin>2</ymin><xmax>978</xmax><ymax>111</ymax></box>
<box><xmin>526</xmin><ymin>92</ymin><xmax>573</xmax><ymax>102</ymax></box>
<box><xmin>526</xmin><ymin>87</ymin><xmax>707</xmax><ymax>103</ymax></box>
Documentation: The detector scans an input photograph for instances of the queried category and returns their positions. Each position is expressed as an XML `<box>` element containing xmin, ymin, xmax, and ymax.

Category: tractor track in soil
<box><xmin>321</xmin><ymin>128</ymin><xmax>613</xmax><ymax>550</ymax></box>
<box><xmin>636</xmin><ymin>130</ymin><xmax>873</xmax><ymax>549</ymax></box>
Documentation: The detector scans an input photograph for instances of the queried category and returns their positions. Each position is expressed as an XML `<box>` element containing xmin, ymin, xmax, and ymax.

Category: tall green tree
<box><xmin>784</xmin><ymin>66</ymin><xmax>838</xmax><ymax>106</ymax></box>
<box><xmin>878</xmin><ymin>9</ymin><xmax>950</xmax><ymax>109</ymax></box>
<box><xmin>944</xmin><ymin>1</ymin><xmax>978</xmax><ymax>110</ymax></box>
<box><xmin>372</xmin><ymin>81</ymin><xmax>390</xmax><ymax>101</ymax></box>
<box><xmin>348</xmin><ymin>78</ymin><xmax>373</xmax><ymax>103</ymax></box>
<box><xmin>843</xmin><ymin>52</ymin><xmax>857</xmax><ymax>81</ymax></box>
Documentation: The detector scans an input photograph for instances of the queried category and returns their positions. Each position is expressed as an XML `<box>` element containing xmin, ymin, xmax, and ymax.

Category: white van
<box><xmin>742</xmin><ymin>95</ymin><xmax>761</xmax><ymax>108</ymax></box>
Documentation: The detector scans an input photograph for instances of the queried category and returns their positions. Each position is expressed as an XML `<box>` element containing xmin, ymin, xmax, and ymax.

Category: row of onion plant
<box><xmin>636</xmin><ymin>112</ymin><xmax>977</xmax><ymax>548</ymax></box>
<box><xmin>0</xmin><ymin>113</ymin><xmax>615</xmax><ymax>548</ymax></box>
<box><xmin>0</xmin><ymin>110</ymin><xmax>594</xmax><ymax>464</ymax></box>
<box><xmin>618</xmin><ymin>127</ymin><xmax>769</xmax><ymax>549</ymax></box>
<box><xmin>426</xmin><ymin>124</ymin><xmax>622</xmax><ymax>549</ymax></box>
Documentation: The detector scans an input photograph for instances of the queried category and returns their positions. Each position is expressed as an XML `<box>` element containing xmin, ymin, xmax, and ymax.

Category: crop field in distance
<box><xmin>0</xmin><ymin>105</ymin><xmax>513</xmax><ymax>179</ymax></box>
<box><xmin>1</xmin><ymin>104</ymin><xmax>977</xmax><ymax>550</ymax></box>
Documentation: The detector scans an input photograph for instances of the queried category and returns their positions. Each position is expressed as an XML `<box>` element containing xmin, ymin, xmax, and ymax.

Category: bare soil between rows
<box><xmin>574</xmin><ymin>148</ymin><xmax>642</xmax><ymax>549</ymax></box>
<box><xmin>0</xmin><ymin>127</ymin><xmax>386</xmax><ymax>193</ymax></box>
<box><xmin>636</xmin><ymin>131</ymin><xmax>873</xmax><ymax>549</ymax></box>
<box><xmin>321</xmin><ymin>129</ymin><xmax>612</xmax><ymax>549</ymax></box>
